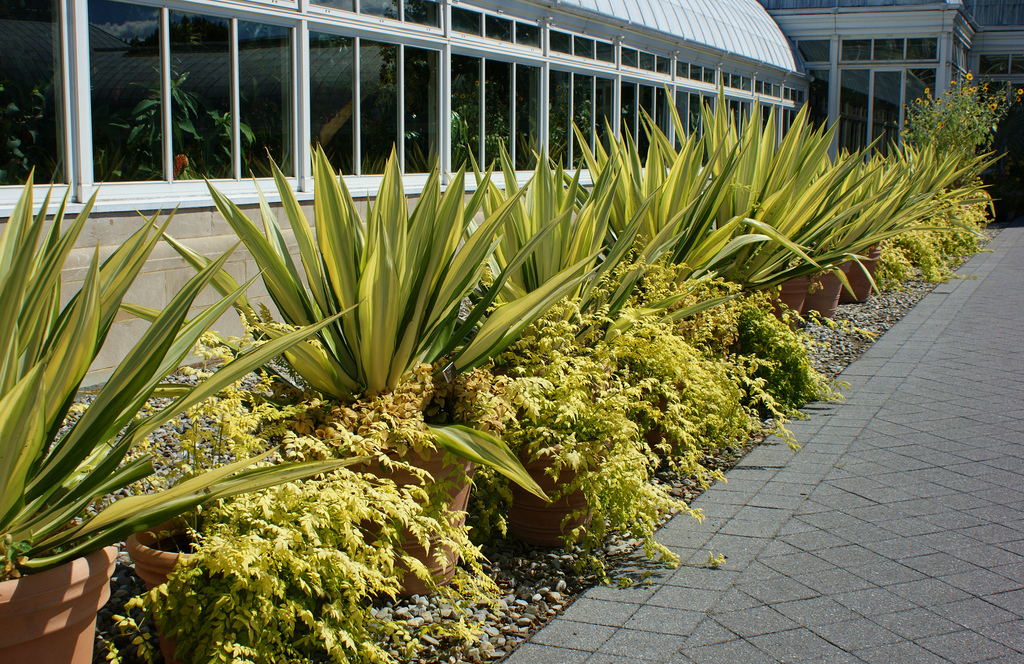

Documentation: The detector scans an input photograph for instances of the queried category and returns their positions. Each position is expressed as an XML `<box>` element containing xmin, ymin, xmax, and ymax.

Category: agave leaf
<box><xmin>430</xmin><ymin>424</ymin><xmax>548</xmax><ymax>501</ymax></box>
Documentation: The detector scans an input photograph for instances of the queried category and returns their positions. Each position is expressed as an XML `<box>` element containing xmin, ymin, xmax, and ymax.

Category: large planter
<box><xmin>126</xmin><ymin>523</ymin><xmax>191</xmax><ymax>664</ymax></box>
<box><xmin>802</xmin><ymin>263</ymin><xmax>852</xmax><ymax>319</ymax></box>
<box><xmin>365</xmin><ymin>449</ymin><xmax>475</xmax><ymax>596</ymax></box>
<box><xmin>508</xmin><ymin>452</ymin><xmax>590</xmax><ymax>547</ymax></box>
<box><xmin>772</xmin><ymin>275</ymin><xmax>811</xmax><ymax>321</ymax></box>
<box><xmin>839</xmin><ymin>245</ymin><xmax>883</xmax><ymax>303</ymax></box>
<box><xmin>0</xmin><ymin>545</ymin><xmax>117</xmax><ymax>664</ymax></box>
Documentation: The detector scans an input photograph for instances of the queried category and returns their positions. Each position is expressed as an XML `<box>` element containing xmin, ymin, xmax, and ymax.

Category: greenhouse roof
<box><xmin>556</xmin><ymin>0</ymin><xmax>799</xmax><ymax>72</ymax></box>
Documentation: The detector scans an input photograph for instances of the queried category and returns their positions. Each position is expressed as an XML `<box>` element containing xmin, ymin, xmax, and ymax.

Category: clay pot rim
<box><xmin>0</xmin><ymin>545</ymin><xmax>117</xmax><ymax>602</ymax></box>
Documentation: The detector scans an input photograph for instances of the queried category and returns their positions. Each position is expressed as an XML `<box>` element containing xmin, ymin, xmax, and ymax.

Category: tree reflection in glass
<box><xmin>549</xmin><ymin>70</ymin><xmax>571</xmax><ymax>167</ymax></box>
<box><xmin>514</xmin><ymin>63</ymin><xmax>540</xmax><ymax>170</ymax></box>
<box><xmin>451</xmin><ymin>55</ymin><xmax>480</xmax><ymax>172</ymax></box>
<box><xmin>484</xmin><ymin>60</ymin><xmax>511</xmax><ymax>167</ymax></box>
<box><xmin>238</xmin><ymin>21</ymin><xmax>292</xmax><ymax>177</ymax></box>
<box><xmin>404</xmin><ymin>46</ymin><xmax>437</xmax><ymax>173</ymax></box>
<box><xmin>360</xmin><ymin>39</ymin><xmax>398</xmax><ymax>175</ymax></box>
<box><xmin>310</xmin><ymin>33</ymin><xmax>355</xmax><ymax>174</ymax></box>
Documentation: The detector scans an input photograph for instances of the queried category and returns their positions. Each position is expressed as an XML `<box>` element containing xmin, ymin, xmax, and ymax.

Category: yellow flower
<box><xmin>966</xmin><ymin>73</ymin><xmax>973</xmax><ymax>81</ymax></box>
<box><xmin>1018</xmin><ymin>88</ymin><xmax>1023</xmax><ymax>95</ymax></box>
<box><xmin>991</xmin><ymin>103</ymin><xmax>998</xmax><ymax>110</ymax></box>
<box><xmin>924</xmin><ymin>87</ymin><xmax>930</xmax><ymax>95</ymax></box>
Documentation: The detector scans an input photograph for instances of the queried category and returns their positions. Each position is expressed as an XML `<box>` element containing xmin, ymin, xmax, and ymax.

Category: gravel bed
<box><xmin>91</xmin><ymin>231</ymin><xmax>998</xmax><ymax>663</ymax></box>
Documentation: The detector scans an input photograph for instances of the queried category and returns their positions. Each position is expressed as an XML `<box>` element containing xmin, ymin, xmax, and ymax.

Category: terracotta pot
<box><xmin>772</xmin><ymin>276</ymin><xmax>811</xmax><ymax>320</ymax></box>
<box><xmin>0</xmin><ymin>546</ymin><xmax>117</xmax><ymax>664</ymax></box>
<box><xmin>364</xmin><ymin>449</ymin><xmax>475</xmax><ymax>596</ymax></box>
<box><xmin>508</xmin><ymin>452</ymin><xmax>590</xmax><ymax>547</ymax></box>
<box><xmin>126</xmin><ymin>523</ymin><xmax>191</xmax><ymax>664</ymax></box>
<box><xmin>802</xmin><ymin>263</ymin><xmax>852</xmax><ymax>319</ymax></box>
<box><xmin>839</xmin><ymin>245</ymin><xmax>883</xmax><ymax>303</ymax></box>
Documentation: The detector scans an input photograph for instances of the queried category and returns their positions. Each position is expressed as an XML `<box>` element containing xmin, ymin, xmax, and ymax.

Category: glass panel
<box><xmin>1</xmin><ymin>0</ymin><xmax>63</xmax><ymax>185</ymax></box>
<box><xmin>359</xmin><ymin>39</ymin><xmax>398</xmax><ymax>175</ymax></box>
<box><xmin>771</xmin><ymin>83</ymin><xmax>780</xmax><ymax>97</ymax></box>
<box><xmin>688</xmin><ymin>65</ymin><xmax>702</xmax><ymax>81</ymax></box>
<box><xmin>656</xmin><ymin>56</ymin><xmax>670</xmax><ymax>75</ymax></box>
<box><xmin>798</xmin><ymin>40</ymin><xmax>830</xmax><ymax>63</ymax></box>
<box><xmin>677</xmin><ymin>61</ymin><xmax>688</xmax><ymax>78</ymax></box>
<box><xmin>620</xmin><ymin>81</ymin><xmax>636</xmax><ymax>141</ymax></box>
<box><xmin>621</xmin><ymin>48</ymin><xmax>638</xmax><ymax>68</ymax></box>
<box><xmin>404</xmin><ymin>47</ymin><xmax>437</xmax><ymax>173</ymax></box>
<box><xmin>516</xmin><ymin>22</ymin><xmax>539</xmax><ymax>47</ymax></box>
<box><xmin>740</xmin><ymin>76</ymin><xmax>751</xmax><ymax>92</ymax></box>
<box><xmin>905</xmin><ymin>68</ymin><xmax>935</xmax><ymax>107</ymax></box>
<box><xmin>675</xmin><ymin>90</ymin><xmax>687</xmax><ymax>142</ymax></box>
<box><xmin>873</xmin><ymin>39</ymin><xmax>903</xmax><ymax>61</ymax></box>
<box><xmin>485</xmin><ymin>16</ymin><xmax>512</xmax><ymax>42</ymax></box>
<box><xmin>405</xmin><ymin>0</ymin><xmax>438</xmax><ymax>27</ymax></box>
<box><xmin>574</xmin><ymin>36</ymin><xmax>594</xmax><ymax>59</ymax></box>
<box><xmin>755</xmin><ymin>80</ymin><xmax>763</xmax><ymax>95</ymax></box>
<box><xmin>638</xmin><ymin>84</ymin><xmax>653</xmax><ymax>158</ymax></box>
<box><xmin>808</xmin><ymin>69</ymin><xmax>829</xmax><ymax>129</ymax></box>
<box><xmin>238</xmin><ymin>21</ymin><xmax>292</xmax><ymax>177</ymax></box>
<box><xmin>310</xmin><ymin>33</ymin><xmax>355</xmax><ymax>174</ymax></box>
<box><xmin>979</xmin><ymin>54</ymin><xmax>1009</xmax><ymax>76</ymax></box>
<box><xmin>549</xmin><ymin>70</ymin><xmax>570</xmax><ymax>167</ymax></box>
<box><xmin>703</xmin><ymin>67</ymin><xmax>715</xmax><ymax>84</ymax></box>
<box><xmin>761</xmin><ymin>105</ymin><xmax>771</xmax><ymax>130</ymax></box>
<box><xmin>906</xmin><ymin>38</ymin><xmax>937</xmax><ymax>61</ymax></box>
<box><xmin>689</xmin><ymin>92</ymin><xmax>701</xmax><ymax>136</ymax></box>
<box><xmin>639</xmin><ymin>52</ymin><xmax>655</xmax><ymax>71</ymax></box>
<box><xmin>451</xmin><ymin>7</ymin><xmax>481</xmax><ymax>35</ymax></box>
<box><xmin>594</xmin><ymin>77</ymin><xmax>613</xmax><ymax>149</ymax></box>
<box><xmin>484</xmin><ymin>59</ymin><xmax>510</xmax><ymax>165</ymax></box>
<box><xmin>841</xmin><ymin>39</ymin><xmax>871</xmax><ymax>62</ymax></box>
<box><xmin>573</xmin><ymin>74</ymin><xmax>592</xmax><ymax>167</ymax></box>
<box><xmin>872</xmin><ymin>71</ymin><xmax>900</xmax><ymax>155</ymax></box>
<box><xmin>514</xmin><ymin>63</ymin><xmax>540</xmax><ymax>170</ymax></box>
<box><xmin>451</xmin><ymin>54</ymin><xmax>480</xmax><ymax>171</ymax></box>
<box><xmin>655</xmin><ymin>86</ymin><xmax>669</xmax><ymax>136</ymax></box>
<box><xmin>595</xmin><ymin>41</ymin><xmax>614</xmax><ymax>63</ymax></box>
<box><xmin>1012</xmin><ymin>55</ymin><xmax>1024</xmax><ymax>75</ymax></box>
<box><xmin>550</xmin><ymin>30</ymin><xmax>572</xmax><ymax>55</ymax></box>
<box><xmin>89</xmin><ymin>0</ymin><xmax>160</xmax><ymax>183</ymax></box>
<box><xmin>170</xmin><ymin>12</ymin><xmax>231</xmax><ymax>180</ymax></box>
<box><xmin>361</xmin><ymin>0</ymin><xmax>398</xmax><ymax>19</ymax></box>
<box><xmin>704</xmin><ymin>94</ymin><xmax>714</xmax><ymax>114</ymax></box>
<box><xmin>839</xmin><ymin>69</ymin><xmax>869</xmax><ymax>153</ymax></box>
<box><xmin>312</xmin><ymin>0</ymin><xmax>355</xmax><ymax>11</ymax></box>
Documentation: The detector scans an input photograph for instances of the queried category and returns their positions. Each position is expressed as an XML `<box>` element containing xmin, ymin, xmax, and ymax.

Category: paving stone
<box><xmin>868</xmin><ymin>607</ymin><xmax>960</xmax><ymax>640</ymax></box>
<box><xmin>684</xmin><ymin>637</ymin><xmax>779</xmax><ymax>664</ymax></box>
<box><xmin>772</xmin><ymin>596</ymin><xmax>860</xmax><ymax>626</ymax></box>
<box><xmin>504</xmin><ymin>643</ymin><xmax>592</xmax><ymax>664</ymax></box>
<box><xmin>854</xmin><ymin>640</ymin><xmax>951</xmax><ymax>664</ymax></box>
<box><xmin>558</xmin><ymin>598</ymin><xmax>641</xmax><ymax>627</ymax></box>
<box><xmin>807</xmin><ymin>617</ymin><xmax>901</xmax><ymax>651</ymax></box>
<box><xmin>748</xmin><ymin>627</ymin><xmax>850</xmax><ymax>662</ymax></box>
<box><xmin>916</xmin><ymin>629</ymin><xmax>1017</xmax><ymax>663</ymax></box>
<box><xmin>713</xmin><ymin>605</ymin><xmax>797</xmax><ymax>638</ymax></box>
<box><xmin>596</xmin><ymin>628</ymin><xmax>687</xmax><ymax>660</ymax></box>
<box><xmin>622</xmin><ymin>607</ymin><xmax>704</xmax><ymax>635</ymax></box>
<box><xmin>531</xmin><ymin>620</ymin><xmax>617</xmax><ymax>650</ymax></box>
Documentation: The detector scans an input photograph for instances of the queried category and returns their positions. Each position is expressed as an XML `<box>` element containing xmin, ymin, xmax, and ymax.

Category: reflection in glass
<box><xmin>360</xmin><ymin>39</ymin><xmax>398</xmax><ymax>175</ymax></box>
<box><xmin>689</xmin><ymin>65</ymin><xmax>702</xmax><ymax>81</ymax></box>
<box><xmin>703</xmin><ymin>67</ymin><xmax>715</xmax><ymax>84</ymax></box>
<box><xmin>451</xmin><ymin>55</ymin><xmax>481</xmax><ymax>171</ymax></box>
<box><xmin>622</xmin><ymin>48</ymin><xmax>638</xmax><ymax>68</ymax></box>
<box><xmin>549</xmin><ymin>70</ymin><xmax>571</xmax><ymax>167</ymax></box>
<box><xmin>873</xmin><ymin>39</ymin><xmax>903</xmax><ymax>61</ymax></box>
<box><xmin>405</xmin><ymin>47</ymin><xmax>437</xmax><ymax>172</ymax></box>
<box><xmin>1</xmin><ymin>0</ymin><xmax>63</xmax><ymax>185</ymax></box>
<box><xmin>639</xmin><ymin>52</ymin><xmax>655</xmax><ymax>71</ymax></box>
<box><xmin>361</xmin><ymin>0</ymin><xmax>398</xmax><ymax>20</ymax></box>
<box><xmin>238</xmin><ymin>21</ymin><xmax>292</xmax><ymax>176</ymax></box>
<box><xmin>310</xmin><ymin>33</ymin><xmax>355</xmax><ymax>174</ymax></box>
<box><xmin>574</xmin><ymin>36</ymin><xmax>594</xmax><ymax>59</ymax></box>
<box><xmin>484</xmin><ymin>60</ymin><xmax>510</xmax><ymax>165</ymax></box>
<box><xmin>979</xmin><ymin>55</ymin><xmax>1008</xmax><ymax>76</ymax></box>
<box><xmin>405</xmin><ymin>0</ymin><xmax>438</xmax><ymax>27</ymax></box>
<box><xmin>595</xmin><ymin>41</ymin><xmax>614</xmax><ymax>63</ymax></box>
<box><xmin>170</xmin><ymin>11</ymin><xmax>231</xmax><ymax>179</ymax></box>
<box><xmin>312</xmin><ymin>0</ymin><xmax>355</xmax><ymax>11</ymax></box>
<box><xmin>689</xmin><ymin>92</ymin><xmax>701</xmax><ymax>136</ymax></box>
<box><xmin>485</xmin><ymin>16</ymin><xmax>511</xmax><ymax>42</ymax></box>
<box><xmin>905</xmin><ymin>68</ymin><xmax>934</xmax><ymax>110</ymax></box>
<box><xmin>550</xmin><ymin>30</ymin><xmax>572</xmax><ymax>55</ymax></box>
<box><xmin>906</xmin><ymin>38</ymin><xmax>937</xmax><ymax>61</ymax></box>
<box><xmin>656</xmin><ymin>56</ymin><xmax>670</xmax><ymax>75</ymax></box>
<box><xmin>620</xmin><ymin>82</ymin><xmax>636</xmax><ymax>143</ymax></box>
<box><xmin>839</xmin><ymin>69</ymin><xmax>869</xmax><ymax>153</ymax></box>
<box><xmin>515</xmin><ymin>64</ymin><xmax>540</xmax><ymax>170</ymax></box>
<box><xmin>90</xmin><ymin>0</ymin><xmax>161</xmax><ymax>182</ymax></box>
<box><xmin>516</xmin><ymin>22</ymin><xmax>539</xmax><ymax>47</ymax></box>
<box><xmin>655</xmin><ymin>86</ymin><xmax>669</xmax><ymax>136</ymax></box>
<box><xmin>872</xmin><ymin>71</ymin><xmax>901</xmax><ymax>155</ymax></box>
<box><xmin>573</xmin><ymin>74</ymin><xmax>592</xmax><ymax>167</ymax></box>
<box><xmin>1012</xmin><ymin>55</ymin><xmax>1024</xmax><ymax>75</ymax></box>
<box><xmin>808</xmin><ymin>69</ymin><xmax>829</xmax><ymax>130</ymax></box>
<box><xmin>594</xmin><ymin>77</ymin><xmax>613</xmax><ymax>150</ymax></box>
<box><xmin>638</xmin><ymin>84</ymin><xmax>654</xmax><ymax>158</ymax></box>
<box><xmin>674</xmin><ymin>90</ymin><xmax>687</xmax><ymax>145</ymax></box>
<box><xmin>798</xmin><ymin>40</ymin><xmax>830</xmax><ymax>63</ymax></box>
<box><xmin>677</xmin><ymin>61</ymin><xmax>688</xmax><ymax>78</ymax></box>
<box><xmin>841</xmin><ymin>39</ymin><xmax>870</xmax><ymax>62</ymax></box>
<box><xmin>451</xmin><ymin>7</ymin><xmax>481</xmax><ymax>35</ymax></box>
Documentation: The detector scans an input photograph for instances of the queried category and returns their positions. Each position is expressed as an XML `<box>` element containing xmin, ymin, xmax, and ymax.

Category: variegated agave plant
<box><xmin>0</xmin><ymin>180</ymin><xmax>355</xmax><ymax>579</ymax></box>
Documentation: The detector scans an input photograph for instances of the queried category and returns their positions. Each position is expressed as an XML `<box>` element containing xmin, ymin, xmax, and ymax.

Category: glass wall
<box><xmin>872</xmin><ymin>71</ymin><xmax>901</xmax><ymax>155</ymax></box>
<box><xmin>238</xmin><ymin>21</ymin><xmax>292</xmax><ymax>177</ymax></box>
<box><xmin>1</xmin><ymin>0</ymin><xmax>63</xmax><ymax>185</ymax></box>
<box><xmin>484</xmin><ymin>60</ymin><xmax>511</xmax><ymax>165</ymax></box>
<box><xmin>515</xmin><ymin>63</ymin><xmax>540</xmax><ymax>169</ymax></box>
<box><xmin>405</xmin><ymin>47</ymin><xmax>438</xmax><ymax>173</ymax></box>
<box><xmin>839</xmin><ymin>69</ymin><xmax>869</xmax><ymax>154</ymax></box>
<box><xmin>310</xmin><ymin>33</ymin><xmax>355</xmax><ymax>174</ymax></box>
<box><xmin>360</xmin><ymin>40</ymin><xmax>399</xmax><ymax>175</ymax></box>
<box><xmin>451</xmin><ymin>54</ymin><xmax>480</xmax><ymax>171</ymax></box>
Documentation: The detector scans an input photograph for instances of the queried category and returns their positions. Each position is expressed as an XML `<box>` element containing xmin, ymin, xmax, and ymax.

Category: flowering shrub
<box><xmin>903</xmin><ymin>74</ymin><xmax>1023</xmax><ymax>158</ymax></box>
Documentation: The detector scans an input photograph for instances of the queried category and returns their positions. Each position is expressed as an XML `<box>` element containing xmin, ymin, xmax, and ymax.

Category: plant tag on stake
<box><xmin>443</xmin><ymin>362</ymin><xmax>456</xmax><ymax>384</ymax></box>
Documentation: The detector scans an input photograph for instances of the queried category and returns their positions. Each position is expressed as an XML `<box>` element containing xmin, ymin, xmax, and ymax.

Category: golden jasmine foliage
<box><xmin>876</xmin><ymin>197</ymin><xmax>992</xmax><ymax>289</ymax></box>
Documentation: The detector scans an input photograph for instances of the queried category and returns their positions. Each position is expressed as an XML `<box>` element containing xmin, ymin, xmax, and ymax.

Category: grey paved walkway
<box><xmin>505</xmin><ymin>223</ymin><xmax>1024</xmax><ymax>664</ymax></box>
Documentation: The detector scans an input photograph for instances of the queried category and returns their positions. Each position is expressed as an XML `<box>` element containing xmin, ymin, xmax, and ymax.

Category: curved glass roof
<box><xmin>556</xmin><ymin>0</ymin><xmax>799</xmax><ymax>72</ymax></box>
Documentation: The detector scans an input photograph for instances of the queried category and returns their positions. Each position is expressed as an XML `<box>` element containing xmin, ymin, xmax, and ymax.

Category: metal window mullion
<box><xmin>612</xmin><ymin>72</ymin><xmax>621</xmax><ymax>139</ymax></box>
<box><xmin>539</xmin><ymin>61</ymin><xmax>549</xmax><ymax>164</ymax></box>
<box><xmin>398</xmin><ymin>44</ymin><xmax>406</xmax><ymax>172</ymax></box>
<box><xmin>298</xmin><ymin>21</ymin><xmax>311</xmax><ymax>190</ymax></box>
<box><xmin>867</xmin><ymin>69</ymin><xmax>875</xmax><ymax>149</ymax></box>
<box><xmin>510</xmin><ymin>63</ymin><xmax>517</xmax><ymax>167</ymax></box>
<box><xmin>68</xmin><ymin>0</ymin><xmax>93</xmax><ymax>198</ymax></box>
<box><xmin>567</xmin><ymin>72</ymin><xmax>573</xmax><ymax>166</ymax></box>
<box><xmin>231</xmin><ymin>18</ymin><xmax>241</xmax><ymax>180</ymax></box>
<box><xmin>441</xmin><ymin>43</ymin><xmax>451</xmax><ymax>181</ymax></box>
<box><xmin>590</xmin><ymin>74</ymin><xmax>596</xmax><ymax>153</ymax></box>
<box><xmin>162</xmin><ymin>8</ymin><xmax>173</xmax><ymax>182</ymax></box>
<box><xmin>354</xmin><ymin>37</ymin><xmax>361</xmax><ymax>176</ymax></box>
